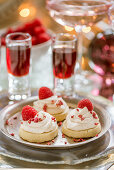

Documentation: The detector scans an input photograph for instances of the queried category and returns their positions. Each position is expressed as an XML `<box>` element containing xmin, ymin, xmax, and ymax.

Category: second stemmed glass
<box><xmin>47</xmin><ymin>0</ymin><xmax>112</xmax><ymax>92</ymax></box>
<box><xmin>109</xmin><ymin>4</ymin><xmax>114</xmax><ymax>102</ymax></box>
<box><xmin>109</xmin><ymin>4</ymin><xmax>114</xmax><ymax>30</ymax></box>
<box><xmin>52</xmin><ymin>33</ymin><xmax>77</xmax><ymax>96</ymax></box>
<box><xmin>0</xmin><ymin>36</ymin><xmax>2</xmax><ymax>91</ymax></box>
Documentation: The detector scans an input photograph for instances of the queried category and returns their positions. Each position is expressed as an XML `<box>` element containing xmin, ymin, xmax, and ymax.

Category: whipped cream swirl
<box><xmin>21</xmin><ymin>111</ymin><xmax>57</xmax><ymax>134</ymax></box>
<box><xmin>66</xmin><ymin>107</ymin><xmax>100</xmax><ymax>131</ymax></box>
<box><xmin>33</xmin><ymin>96</ymin><xmax>68</xmax><ymax>115</ymax></box>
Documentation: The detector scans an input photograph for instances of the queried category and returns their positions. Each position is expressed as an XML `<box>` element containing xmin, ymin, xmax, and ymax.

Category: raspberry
<box><xmin>10</xmin><ymin>133</ymin><xmax>14</xmax><ymax>136</ymax></box>
<box><xmin>78</xmin><ymin>115</ymin><xmax>82</xmax><ymax>118</ymax></box>
<box><xmin>43</xmin><ymin>115</ymin><xmax>46</xmax><ymax>118</ymax></box>
<box><xmin>32</xmin><ymin>36</ymin><xmax>38</xmax><ymax>45</ymax></box>
<box><xmin>25</xmin><ymin>23</ymin><xmax>33</xmax><ymax>30</ymax></box>
<box><xmin>73</xmin><ymin>139</ymin><xmax>77</xmax><ymax>142</ymax></box>
<box><xmin>5</xmin><ymin>120</ymin><xmax>9</xmax><ymax>125</ymax></box>
<box><xmin>56</xmin><ymin>100</ymin><xmax>63</xmax><ymax>107</ymax></box>
<box><xmin>1</xmin><ymin>37</ymin><xmax>6</xmax><ymax>46</ymax></box>
<box><xmin>28</xmin><ymin>119</ymin><xmax>31</xmax><ymax>124</ymax></box>
<box><xmin>51</xmin><ymin>100</ymin><xmax>55</xmax><ymax>104</ymax></box>
<box><xmin>58</xmin><ymin>122</ymin><xmax>62</xmax><ymax>126</ymax></box>
<box><xmin>34</xmin><ymin>117</ymin><xmax>38</xmax><ymax>123</ymax></box>
<box><xmin>22</xmin><ymin>105</ymin><xmax>37</xmax><ymax>121</ymax></box>
<box><xmin>43</xmin><ymin>104</ymin><xmax>47</xmax><ymax>112</ymax></box>
<box><xmin>38</xmin><ymin>118</ymin><xmax>42</xmax><ymax>121</ymax></box>
<box><xmin>77</xmin><ymin>98</ymin><xmax>93</xmax><ymax>111</ymax></box>
<box><xmin>51</xmin><ymin>117</ymin><xmax>56</xmax><ymax>122</ymax></box>
<box><xmin>38</xmin><ymin>33</ymin><xmax>50</xmax><ymax>44</ymax></box>
<box><xmin>32</xmin><ymin>19</ymin><xmax>42</xmax><ymax>27</ymax></box>
<box><xmin>14</xmin><ymin>26</ymin><xmax>25</xmax><ymax>32</ymax></box>
<box><xmin>92</xmin><ymin>112</ymin><xmax>98</xmax><ymax>119</ymax></box>
<box><xmin>62</xmin><ymin>134</ymin><xmax>65</xmax><ymax>138</ymax></box>
<box><xmin>6</xmin><ymin>28</ymin><xmax>14</xmax><ymax>34</ymax></box>
<box><xmin>39</xmin><ymin>87</ymin><xmax>54</xmax><ymax>99</ymax></box>
<box><xmin>34</xmin><ymin>26</ymin><xmax>45</xmax><ymax>35</ymax></box>
<box><xmin>47</xmin><ymin>142</ymin><xmax>51</xmax><ymax>145</ymax></box>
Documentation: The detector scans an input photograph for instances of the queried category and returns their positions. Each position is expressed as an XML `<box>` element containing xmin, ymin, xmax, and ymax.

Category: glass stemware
<box><xmin>109</xmin><ymin>4</ymin><xmax>114</xmax><ymax>102</ymax></box>
<box><xmin>47</xmin><ymin>0</ymin><xmax>112</xmax><ymax>93</ymax></box>
<box><xmin>0</xmin><ymin>36</ymin><xmax>2</xmax><ymax>91</ymax></box>
<box><xmin>109</xmin><ymin>4</ymin><xmax>114</xmax><ymax>30</ymax></box>
<box><xmin>52</xmin><ymin>33</ymin><xmax>77</xmax><ymax>96</ymax></box>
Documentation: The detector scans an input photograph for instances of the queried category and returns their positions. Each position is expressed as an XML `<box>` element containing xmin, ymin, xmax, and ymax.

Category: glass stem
<box><xmin>75</xmin><ymin>29</ymin><xmax>83</xmax><ymax>74</ymax></box>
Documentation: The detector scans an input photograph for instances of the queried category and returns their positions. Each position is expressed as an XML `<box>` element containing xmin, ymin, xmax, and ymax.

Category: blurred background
<box><xmin>0</xmin><ymin>0</ymin><xmax>113</xmax><ymax>101</ymax></box>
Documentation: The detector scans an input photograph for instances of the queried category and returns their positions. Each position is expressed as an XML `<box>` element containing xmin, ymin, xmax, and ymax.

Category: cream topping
<box><xmin>33</xmin><ymin>96</ymin><xmax>68</xmax><ymax>115</ymax></box>
<box><xmin>21</xmin><ymin>111</ymin><xmax>57</xmax><ymax>134</ymax></box>
<box><xmin>66</xmin><ymin>107</ymin><xmax>100</xmax><ymax>131</ymax></box>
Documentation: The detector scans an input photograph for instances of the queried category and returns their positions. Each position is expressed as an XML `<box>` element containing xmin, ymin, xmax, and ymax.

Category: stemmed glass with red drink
<box><xmin>0</xmin><ymin>36</ymin><xmax>2</xmax><ymax>91</ymax></box>
<box><xmin>109</xmin><ymin>4</ymin><xmax>114</xmax><ymax>30</ymax></box>
<box><xmin>6</xmin><ymin>33</ymin><xmax>32</xmax><ymax>100</ymax></box>
<box><xmin>52</xmin><ymin>33</ymin><xmax>77</xmax><ymax>96</ymax></box>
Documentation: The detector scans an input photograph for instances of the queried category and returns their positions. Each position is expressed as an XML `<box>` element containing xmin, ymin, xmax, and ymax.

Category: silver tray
<box><xmin>0</xmin><ymin>96</ymin><xmax>111</xmax><ymax>149</ymax></box>
<box><xmin>0</xmin><ymin>92</ymin><xmax>113</xmax><ymax>168</ymax></box>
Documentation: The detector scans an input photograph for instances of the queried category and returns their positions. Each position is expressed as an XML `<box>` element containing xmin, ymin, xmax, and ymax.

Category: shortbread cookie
<box><xmin>19</xmin><ymin>107</ymin><xmax>58</xmax><ymax>143</ymax></box>
<box><xmin>33</xmin><ymin>96</ymin><xmax>69</xmax><ymax>121</ymax></box>
<box><xmin>62</xmin><ymin>120</ymin><xmax>101</xmax><ymax>138</ymax></box>
<box><xmin>19</xmin><ymin>126</ymin><xmax>58</xmax><ymax>143</ymax></box>
<box><xmin>62</xmin><ymin>99</ymin><xmax>101</xmax><ymax>138</ymax></box>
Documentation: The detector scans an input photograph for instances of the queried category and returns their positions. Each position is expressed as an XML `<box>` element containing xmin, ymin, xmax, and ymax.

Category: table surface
<box><xmin>0</xmin><ymin>0</ymin><xmax>113</xmax><ymax>168</ymax></box>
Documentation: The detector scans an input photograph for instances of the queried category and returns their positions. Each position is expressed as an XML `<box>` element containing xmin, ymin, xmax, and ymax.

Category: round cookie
<box><xmin>33</xmin><ymin>98</ymin><xmax>69</xmax><ymax>122</ymax></box>
<box><xmin>62</xmin><ymin>120</ymin><xmax>101</xmax><ymax>138</ymax></box>
<box><xmin>49</xmin><ymin>106</ymin><xmax>69</xmax><ymax>122</ymax></box>
<box><xmin>19</xmin><ymin>126</ymin><xmax>58</xmax><ymax>143</ymax></box>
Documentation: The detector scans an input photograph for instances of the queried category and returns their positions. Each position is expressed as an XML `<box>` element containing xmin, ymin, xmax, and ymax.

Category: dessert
<box><xmin>19</xmin><ymin>105</ymin><xmax>58</xmax><ymax>143</ymax></box>
<box><xmin>33</xmin><ymin>87</ymin><xmax>69</xmax><ymax>121</ymax></box>
<box><xmin>62</xmin><ymin>99</ymin><xmax>101</xmax><ymax>138</ymax></box>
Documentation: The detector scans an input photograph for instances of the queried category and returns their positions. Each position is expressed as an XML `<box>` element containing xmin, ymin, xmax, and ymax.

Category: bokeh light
<box><xmin>64</xmin><ymin>25</ymin><xmax>74</xmax><ymax>31</ymax></box>
<box><xmin>19</xmin><ymin>8</ymin><xmax>30</xmax><ymax>17</ymax></box>
<box><xmin>18</xmin><ymin>3</ymin><xmax>37</xmax><ymax>20</ymax></box>
<box><xmin>82</xmin><ymin>26</ymin><xmax>91</xmax><ymax>33</ymax></box>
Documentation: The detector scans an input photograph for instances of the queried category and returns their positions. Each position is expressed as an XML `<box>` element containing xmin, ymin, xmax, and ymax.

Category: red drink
<box><xmin>53</xmin><ymin>47</ymin><xmax>77</xmax><ymax>79</ymax></box>
<box><xmin>6</xmin><ymin>45</ymin><xmax>31</xmax><ymax>77</ymax></box>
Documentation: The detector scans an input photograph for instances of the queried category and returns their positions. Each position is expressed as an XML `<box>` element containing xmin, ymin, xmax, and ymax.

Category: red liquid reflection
<box><xmin>53</xmin><ymin>48</ymin><xmax>77</xmax><ymax>79</ymax></box>
<box><xmin>6</xmin><ymin>45</ymin><xmax>30</xmax><ymax>77</ymax></box>
<box><xmin>89</xmin><ymin>30</ymin><xmax>114</xmax><ymax>76</ymax></box>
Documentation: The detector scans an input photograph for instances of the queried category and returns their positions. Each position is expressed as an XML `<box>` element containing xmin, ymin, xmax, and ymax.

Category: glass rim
<box><xmin>109</xmin><ymin>3</ymin><xmax>114</xmax><ymax>10</ymax></box>
<box><xmin>47</xmin><ymin>0</ymin><xmax>112</xmax><ymax>9</ymax></box>
<box><xmin>6</xmin><ymin>32</ymin><xmax>31</xmax><ymax>43</ymax></box>
<box><xmin>53</xmin><ymin>33</ymin><xmax>77</xmax><ymax>42</ymax></box>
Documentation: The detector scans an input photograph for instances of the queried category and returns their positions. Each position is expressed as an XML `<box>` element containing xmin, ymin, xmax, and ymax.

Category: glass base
<box><xmin>8</xmin><ymin>74</ymin><xmax>31</xmax><ymax>101</ymax></box>
<box><xmin>9</xmin><ymin>93</ymin><xmax>31</xmax><ymax>101</ymax></box>
<box><xmin>54</xmin><ymin>76</ymin><xmax>74</xmax><ymax>97</ymax></box>
<box><xmin>0</xmin><ymin>86</ymin><xmax>2</xmax><ymax>91</ymax></box>
<box><xmin>74</xmin><ymin>71</ymin><xmax>95</xmax><ymax>92</ymax></box>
